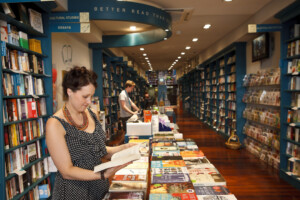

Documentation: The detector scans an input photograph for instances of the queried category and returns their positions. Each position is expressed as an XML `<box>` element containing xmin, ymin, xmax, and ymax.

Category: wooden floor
<box><xmin>175</xmin><ymin>106</ymin><xmax>300</xmax><ymax>200</ymax></box>
<box><xmin>110</xmin><ymin>105</ymin><xmax>300</xmax><ymax>199</ymax></box>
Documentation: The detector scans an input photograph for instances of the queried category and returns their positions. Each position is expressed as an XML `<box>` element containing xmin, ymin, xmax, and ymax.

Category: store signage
<box><xmin>69</xmin><ymin>0</ymin><xmax>172</xmax><ymax>48</ymax></box>
<box><xmin>49</xmin><ymin>12</ymin><xmax>89</xmax><ymax>23</ymax></box>
<box><xmin>248</xmin><ymin>24</ymin><xmax>282</xmax><ymax>33</ymax></box>
<box><xmin>49</xmin><ymin>22</ymin><xmax>90</xmax><ymax>33</ymax></box>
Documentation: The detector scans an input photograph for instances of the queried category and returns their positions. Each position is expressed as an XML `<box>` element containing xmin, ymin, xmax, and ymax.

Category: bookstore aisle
<box><xmin>173</xmin><ymin>106</ymin><xmax>300</xmax><ymax>200</ymax></box>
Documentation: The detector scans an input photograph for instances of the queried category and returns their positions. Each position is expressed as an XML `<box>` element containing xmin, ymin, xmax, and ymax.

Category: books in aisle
<box><xmin>103</xmin><ymin>191</ymin><xmax>144</xmax><ymax>200</ymax></box>
<box><xmin>194</xmin><ymin>185</ymin><xmax>237</xmax><ymax>200</ymax></box>
<box><xmin>187</xmin><ymin>164</ymin><xmax>226</xmax><ymax>186</ymax></box>
<box><xmin>149</xmin><ymin>182</ymin><xmax>197</xmax><ymax>199</ymax></box>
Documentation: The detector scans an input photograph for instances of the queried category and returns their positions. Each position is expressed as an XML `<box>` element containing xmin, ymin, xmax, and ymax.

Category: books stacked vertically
<box><xmin>105</xmin><ymin>139</ymin><xmax>150</xmax><ymax>198</ymax></box>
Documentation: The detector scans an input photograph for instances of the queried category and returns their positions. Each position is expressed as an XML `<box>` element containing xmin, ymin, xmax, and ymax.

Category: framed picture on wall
<box><xmin>252</xmin><ymin>33</ymin><xmax>269</xmax><ymax>62</ymax></box>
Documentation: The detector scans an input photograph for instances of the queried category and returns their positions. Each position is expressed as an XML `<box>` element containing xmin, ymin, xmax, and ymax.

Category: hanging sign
<box><xmin>248</xmin><ymin>24</ymin><xmax>282</xmax><ymax>33</ymax></box>
<box><xmin>49</xmin><ymin>12</ymin><xmax>89</xmax><ymax>23</ymax></box>
<box><xmin>49</xmin><ymin>22</ymin><xmax>90</xmax><ymax>33</ymax></box>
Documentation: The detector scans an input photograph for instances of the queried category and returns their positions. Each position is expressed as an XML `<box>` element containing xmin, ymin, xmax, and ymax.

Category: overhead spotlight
<box><xmin>164</xmin><ymin>38</ymin><xmax>167</xmax><ymax>40</ymax></box>
<box><xmin>165</xmin><ymin>29</ymin><xmax>169</xmax><ymax>32</ymax></box>
<box><xmin>203</xmin><ymin>24</ymin><xmax>211</xmax><ymax>29</ymax></box>
<box><xmin>224</xmin><ymin>0</ymin><xmax>232</xmax><ymax>2</ymax></box>
<box><xmin>145</xmin><ymin>57</ymin><xmax>149</xmax><ymax>60</ymax></box>
<box><xmin>130</xmin><ymin>26</ymin><xmax>137</xmax><ymax>31</ymax></box>
<box><xmin>185</xmin><ymin>46</ymin><xmax>191</xmax><ymax>50</ymax></box>
<box><xmin>192</xmin><ymin>38</ymin><xmax>198</xmax><ymax>42</ymax></box>
<box><xmin>181</xmin><ymin>52</ymin><xmax>185</xmax><ymax>55</ymax></box>
<box><xmin>178</xmin><ymin>56</ymin><xmax>181</xmax><ymax>59</ymax></box>
<box><xmin>140</xmin><ymin>48</ymin><xmax>144</xmax><ymax>51</ymax></box>
<box><xmin>143</xmin><ymin>53</ymin><xmax>147</xmax><ymax>56</ymax></box>
<box><xmin>175</xmin><ymin>59</ymin><xmax>178</xmax><ymax>62</ymax></box>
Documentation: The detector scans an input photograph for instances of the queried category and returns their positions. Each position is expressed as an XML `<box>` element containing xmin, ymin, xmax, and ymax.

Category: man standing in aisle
<box><xmin>119</xmin><ymin>80</ymin><xmax>140</xmax><ymax>132</ymax></box>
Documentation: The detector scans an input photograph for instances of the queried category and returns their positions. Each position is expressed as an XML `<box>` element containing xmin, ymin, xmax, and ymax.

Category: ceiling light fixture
<box><xmin>165</xmin><ymin>29</ymin><xmax>169</xmax><ymax>32</ymax></box>
<box><xmin>185</xmin><ymin>46</ymin><xmax>191</xmax><ymax>50</ymax></box>
<box><xmin>130</xmin><ymin>26</ymin><xmax>136</xmax><ymax>31</ymax></box>
<box><xmin>145</xmin><ymin>57</ymin><xmax>149</xmax><ymax>60</ymax></box>
<box><xmin>178</xmin><ymin>56</ymin><xmax>181</xmax><ymax>59</ymax></box>
<box><xmin>224</xmin><ymin>0</ymin><xmax>232</xmax><ymax>2</ymax></box>
<box><xmin>143</xmin><ymin>53</ymin><xmax>147</xmax><ymax>56</ymax></box>
<box><xmin>140</xmin><ymin>48</ymin><xmax>144</xmax><ymax>51</ymax></box>
<box><xmin>203</xmin><ymin>24</ymin><xmax>211</xmax><ymax>29</ymax></box>
<box><xmin>164</xmin><ymin>38</ymin><xmax>167</xmax><ymax>40</ymax></box>
<box><xmin>181</xmin><ymin>52</ymin><xmax>185</xmax><ymax>55</ymax></box>
<box><xmin>192</xmin><ymin>38</ymin><xmax>198</xmax><ymax>42</ymax></box>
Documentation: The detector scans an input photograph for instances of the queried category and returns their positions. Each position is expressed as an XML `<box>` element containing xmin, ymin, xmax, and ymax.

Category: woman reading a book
<box><xmin>46</xmin><ymin>66</ymin><xmax>134</xmax><ymax>200</ymax></box>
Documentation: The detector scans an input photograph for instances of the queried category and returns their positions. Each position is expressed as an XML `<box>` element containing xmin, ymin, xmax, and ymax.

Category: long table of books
<box><xmin>103</xmin><ymin>131</ymin><xmax>238</xmax><ymax>200</ymax></box>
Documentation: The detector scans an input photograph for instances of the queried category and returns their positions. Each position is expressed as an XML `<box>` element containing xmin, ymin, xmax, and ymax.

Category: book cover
<box><xmin>151</xmin><ymin>160</ymin><xmax>186</xmax><ymax>168</ymax></box>
<box><xmin>194</xmin><ymin>186</ymin><xmax>231</xmax><ymax>195</ymax></box>
<box><xmin>152</xmin><ymin>141</ymin><xmax>177</xmax><ymax>147</ymax></box>
<box><xmin>152</xmin><ymin>156</ymin><xmax>183</xmax><ymax>161</ymax></box>
<box><xmin>150</xmin><ymin>193</ymin><xmax>198</xmax><ymax>200</ymax></box>
<box><xmin>183</xmin><ymin>157</ymin><xmax>211</xmax><ymax>166</ymax></box>
<box><xmin>152</xmin><ymin>151</ymin><xmax>181</xmax><ymax>157</ymax></box>
<box><xmin>180</xmin><ymin>151</ymin><xmax>205</xmax><ymax>158</ymax></box>
<box><xmin>115</xmin><ymin>168</ymin><xmax>148</xmax><ymax>176</ymax></box>
<box><xmin>112</xmin><ymin>174</ymin><xmax>147</xmax><ymax>182</ymax></box>
<box><xmin>151</xmin><ymin>173</ymin><xmax>191</xmax><ymax>184</ymax></box>
<box><xmin>188</xmin><ymin>168</ymin><xmax>226</xmax><ymax>186</ymax></box>
<box><xmin>153</xmin><ymin>146</ymin><xmax>179</xmax><ymax>152</ymax></box>
<box><xmin>151</xmin><ymin>167</ymin><xmax>189</xmax><ymax>175</ymax></box>
<box><xmin>150</xmin><ymin>182</ymin><xmax>195</xmax><ymax>194</ymax></box>
<box><xmin>196</xmin><ymin>195</ymin><xmax>237</xmax><ymax>200</ymax></box>
<box><xmin>109</xmin><ymin>182</ymin><xmax>147</xmax><ymax>192</ymax></box>
<box><xmin>104</xmin><ymin>191</ymin><xmax>144</xmax><ymax>200</ymax></box>
<box><xmin>28</xmin><ymin>8</ymin><xmax>43</xmax><ymax>33</ymax></box>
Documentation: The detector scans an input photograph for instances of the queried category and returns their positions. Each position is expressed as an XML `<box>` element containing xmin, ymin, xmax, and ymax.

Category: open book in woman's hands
<box><xmin>94</xmin><ymin>142</ymin><xmax>146</xmax><ymax>172</ymax></box>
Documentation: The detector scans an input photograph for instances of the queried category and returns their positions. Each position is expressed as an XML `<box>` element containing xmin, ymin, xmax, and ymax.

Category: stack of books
<box><xmin>103</xmin><ymin>139</ymin><xmax>150</xmax><ymax>199</ymax></box>
<box><xmin>149</xmin><ymin>132</ymin><xmax>237</xmax><ymax>200</ymax></box>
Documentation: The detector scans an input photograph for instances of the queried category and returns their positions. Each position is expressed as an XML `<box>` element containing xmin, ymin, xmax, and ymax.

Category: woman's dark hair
<box><xmin>62</xmin><ymin>66</ymin><xmax>98</xmax><ymax>98</ymax></box>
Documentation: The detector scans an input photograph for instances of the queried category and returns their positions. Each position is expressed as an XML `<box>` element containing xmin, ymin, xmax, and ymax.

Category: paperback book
<box><xmin>152</xmin><ymin>156</ymin><xmax>183</xmax><ymax>161</ymax></box>
<box><xmin>150</xmin><ymin>182</ymin><xmax>195</xmax><ymax>194</ymax></box>
<box><xmin>151</xmin><ymin>173</ymin><xmax>191</xmax><ymax>184</ymax></box>
<box><xmin>112</xmin><ymin>174</ymin><xmax>147</xmax><ymax>182</ymax></box>
<box><xmin>151</xmin><ymin>167</ymin><xmax>189</xmax><ymax>175</ymax></box>
<box><xmin>149</xmin><ymin>193</ymin><xmax>198</xmax><ymax>200</ymax></box>
<box><xmin>109</xmin><ymin>182</ymin><xmax>147</xmax><ymax>192</ymax></box>
<box><xmin>151</xmin><ymin>160</ymin><xmax>186</xmax><ymax>168</ymax></box>
<box><xmin>103</xmin><ymin>191</ymin><xmax>144</xmax><ymax>200</ymax></box>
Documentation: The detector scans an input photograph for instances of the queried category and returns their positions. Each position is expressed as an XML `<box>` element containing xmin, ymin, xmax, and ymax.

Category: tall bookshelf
<box><xmin>0</xmin><ymin>2</ymin><xmax>55</xmax><ymax>199</ymax></box>
<box><xmin>182</xmin><ymin>43</ymin><xmax>246</xmax><ymax>140</ymax></box>
<box><xmin>275</xmin><ymin>0</ymin><xmax>300</xmax><ymax>190</ymax></box>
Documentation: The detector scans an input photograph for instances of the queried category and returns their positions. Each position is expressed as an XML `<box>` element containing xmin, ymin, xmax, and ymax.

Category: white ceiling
<box><xmin>72</xmin><ymin>0</ymin><xmax>292</xmax><ymax>71</ymax></box>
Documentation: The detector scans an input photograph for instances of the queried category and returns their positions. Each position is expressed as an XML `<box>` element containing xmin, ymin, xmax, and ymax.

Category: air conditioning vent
<box><xmin>163</xmin><ymin>8</ymin><xmax>194</xmax><ymax>23</ymax></box>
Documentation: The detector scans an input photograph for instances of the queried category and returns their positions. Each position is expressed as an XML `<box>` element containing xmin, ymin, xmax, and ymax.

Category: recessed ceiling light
<box><xmin>178</xmin><ymin>56</ymin><xmax>181</xmax><ymax>59</ymax></box>
<box><xmin>145</xmin><ymin>57</ymin><xmax>149</xmax><ymax>60</ymax></box>
<box><xmin>181</xmin><ymin>52</ymin><xmax>185</xmax><ymax>55</ymax></box>
<box><xmin>175</xmin><ymin>59</ymin><xmax>178</xmax><ymax>62</ymax></box>
<box><xmin>164</xmin><ymin>38</ymin><xmax>167</xmax><ymax>40</ymax></box>
<box><xmin>130</xmin><ymin>26</ymin><xmax>136</xmax><ymax>31</ymax></box>
<box><xmin>192</xmin><ymin>38</ymin><xmax>198</xmax><ymax>42</ymax></box>
<box><xmin>185</xmin><ymin>46</ymin><xmax>191</xmax><ymax>50</ymax></box>
<box><xmin>140</xmin><ymin>48</ymin><xmax>144</xmax><ymax>51</ymax></box>
<box><xmin>165</xmin><ymin>29</ymin><xmax>169</xmax><ymax>32</ymax></box>
<box><xmin>224</xmin><ymin>0</ymin><xmax>232</xmax><ymax>2</ymax></box>
<box><xmin>203</xmin><ymin>24</ymin><xmax>211</xmax><ymax>29</ymax></box>
<box><xmin>143</xmin><ymin>53</ymin><xmax>147</xmax><ymax>56</ymax></box>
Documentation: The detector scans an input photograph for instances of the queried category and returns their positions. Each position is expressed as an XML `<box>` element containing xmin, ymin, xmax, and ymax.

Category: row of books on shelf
<box><xmin>287</xmin><ymin>40</ymin><xmax>300</xmax><ymax>57</ymax></box>
<box><xmin>290</xmin><ymin>76</ymin><xmax>300</xmax><ymax>90</ymax></box>
<box><xmin>243</xmin><ymin>69</ymin><xmax>280</xmax><ymax>87</ymax></box>
<box><xmin>287</xmin><ymin>59</ymin><xmax>300</xmax><ymax>74</ymax></box>
<box><xmin>2</xmin><ymin>73</ymin><xmax>45</xmax><ymax>96</ymax></box>
<box><xmin>104</xmin><ymin>131</ymin><xmax>237</xmax><ymax>200</ymax></box>
<box><xmin>243</xmin><ymin>106</ymin><xmax>280</xmax><ymax>128</ymax></box>
<box><xmin>242</xmin><ymin>89</ymin><xmax>280</xmax><ymax>106</ymax></box>
<box><xmin>0</xmin><ymin>2</ymin><xmax>44</xmax><ymax>33</ymax></box>
<box><xmin>287</xmin><ymin>126</ymin><xmax>300</xmax><ymax>143</ymax></box>
<box><xmin>5</xmin><ymin>140</ymin><xmax>42</xmax><ymax>175</ymax></box>
<box><xmin>2</xmin><ymin>48</ymin><xmax>44</xmax><ymax>74</ymax></box>
<box><xmin>5</xmin><ymin>158</ymin><xmax>51</xmax><ymax>200</ymax></box>
<box><xmin>4</xmin><ymin>118</ymin><xmax>45</xmax><ymax>149</ymax></box>
<box><xmin>3</xmin><ymin>97</ymin><xmax>47</xmax><ymax>123</ymax></box>
<box><xmin>287</xmin><ymin>109</ymin><xmax>300</xmax><ymax>123</ymax></box>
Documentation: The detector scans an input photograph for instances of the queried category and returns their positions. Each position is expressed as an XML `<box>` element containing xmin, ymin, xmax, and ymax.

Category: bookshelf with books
<box><xmin>181</xmin><ymin>43</ymin><xmax>246</xmax><ymax>140</ymax></box>
<box><xmin>242</xmin><ymin>69</ymin><xmax>281</xmax><ymax>168</ymax></box>
<box><xmin>275</xmin><ymin>1</ymin><xmax>300</xmax><ymax>189</ymax></box>
<box><xmin>0</xmin><ymin>2</ymin><xmax>55</xmax><ymax>199</ymax></box>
